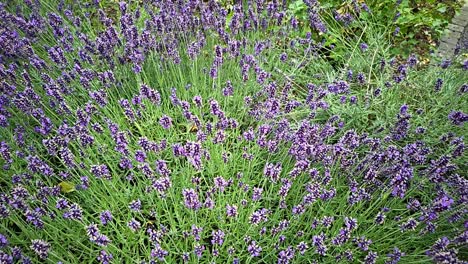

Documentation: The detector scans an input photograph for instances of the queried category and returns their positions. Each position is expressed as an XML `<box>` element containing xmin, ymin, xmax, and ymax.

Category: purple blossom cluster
<box><xmin>30</xmin><ymin>239</ymin><xmax>50</xmax><ymax>260</ymax></box>
<box><xmin>85</xmin><ymin>223</ymin><xmax>111</xmax><ymax>247</ymax></box>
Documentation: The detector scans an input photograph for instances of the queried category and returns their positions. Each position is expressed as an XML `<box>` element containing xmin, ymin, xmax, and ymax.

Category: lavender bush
<box><xmin>0</xmin><ymin>0</ymin><xmax>467</xmax><ymax>263</ymax></box>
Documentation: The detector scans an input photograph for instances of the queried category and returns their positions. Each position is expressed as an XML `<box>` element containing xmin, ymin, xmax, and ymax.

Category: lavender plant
<box><xmin>0</xmin><ymin>0</ymin><xmax>466</xmax><ymax>263</ymax></box>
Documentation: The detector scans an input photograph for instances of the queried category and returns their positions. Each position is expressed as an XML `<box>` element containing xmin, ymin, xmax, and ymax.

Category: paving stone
<box><xmin>448</xmin><ymin>24</ymin><xmax>464</xmax><ymax>33</ymax></box>
<box><xmin>449</xmin><ymin>31</ymin><xmax>462</xmax><ymax>38</ymax></box>
<box><xmin>459</xmin><ymin>23</ymin><xmax>468</xmax><ymax>52</ymax></box>
<box><xmin>437</xmin><ymin>1</ymin><xmax>468</xmax><ymax>58</ymax></box>
<box><xmin>452</xmin><ymin>14</ymin><xmax>468</xmax><ymax>27</ymax></box>
<box><xmin>443</xmin><ymin>36</ymin><xmax>460</xmax><ymax>45</ymax></box>
<box><xmin>439</xmin><ymin>42</ymin><xmax>451</xmax><ymax>50</ymax></box>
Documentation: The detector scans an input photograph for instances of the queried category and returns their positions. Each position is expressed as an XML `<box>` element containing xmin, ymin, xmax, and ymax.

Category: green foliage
<box><xmin>288</xmin><ymin>0</ymin><xmax>463</xmax><ymax>59</ymax></box>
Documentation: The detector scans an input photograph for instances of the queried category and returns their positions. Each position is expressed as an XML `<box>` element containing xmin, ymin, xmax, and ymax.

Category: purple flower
<box><xmin>415</xmin><ymin>127</ymin><xmax>426</xmax><ymax>134</ymax></box>
<box><xmin>111</xmin><ymin>131</ymin><xmax>130</xmax><ymax>155</ymax></box>
<box><xmin>193</xmin><ymin>95</ymin><xmax>203</xmax><ymax>107</ymax></box>
<box><xmin>191</xmin><ymin>225</ymin><xmax>203</xmax><ymax>241</ymax></box>
<box><xmin>0</xmin><ymin>142</ymin><xmax>12</xmax><ymax>166</ymax></box>
<box><xmin>26</xmin><ymin>155</ymin><xmax>54</xmax><ymax>176</ymax></box>
<box><xmin>440</xmin><ymin>59</ymin><xmax>451</xmax><ymax>69</ymax></box>
<box><xmin>30</xmin><ymin>239</ymin><xmax>50</xmax><ymax>259</ymax></box>
<box><xmin>357</xmin><ymin>72</ymin><xmax>366</xmax><ymax>84</ymax></box>
<box><xmin>90</xmin><ymin>89</ymin><xmax>108</xmax><ymax>107</ymax></box>
<box><xmin>321</xmin><ymin>216</ymin><xmax>334</xmax><ymax>228</ymax></box>
<box><xmin>120</xmin><ymin>99</ymin><xmax>135</xmax><ymax>121</ymax></box>
<box><xmin>309</xmin><ymin>8</ymin><xmax>327</xmax><ymax>33</ymax></box>
<box><xmin>312</xmin><ymin>233</ymin><xmax>327</xmax><ymax>256</ymax></box>
<box><xmin>159</xmin><ymin>115</ymin><xmax>173</xmax><ymax>129</ymax></box>
<box><xmin>340</xmin><ymin>96</ymin><xmax>347</xmax><ymax>104</ymax></box>
<box><xmin>86</xmin><ymin>223</ymin><xmax>100</xmax><ymax>238</ymax></box>
<box><xmin>344</xmin><ymin>217</ymin><xmax>358</xmax><ymax>230</ymax></box>
<box><xmin>448</xmin><ymin>111</ymin><xmax>467</xmax><ymax>126</ymax></box>
<box><xmin>375</xmin><ymin>212</ymin><xmax>386</xmax><ymax>225</ymax></box>
<box><xmin>135</xmin><ymin>150</ymin><xmax>146</xmax><ymax>163</ymax></box>
<box><xmin>11</xmin><ymin>246</ymin><xmax>21</xmax><ymax>260</ymax></box>
<box><xmin>209</xmin><ymin>67</ymin><xmax>218</xmax><ymax>78</ymax></box>
<box><xmin>248</xmin><ymin>240</ymin><xmax>262</xmax><ymax>257</ymax></box>
<box><xmin>211</xmin><ymin>229</ymin><xmax>225</xmax><ymax>246</ymax></box>
<box><xmin>0</xmin><ymin>234</ymin><xmax>8</xmax><ymax>248</ymax></box>
<box><xmin>140</xmin><ymin>84</ymin><xmax>161</xmax><ymax>105</ymax></box>
<box><xmin>386</xmin><ymin>247</ymin><xmax>405</xmax><ymax>264</ymax></box>
<box><xmin>155</xmin><ymin>160</ymin><xmax>171</xmax><ymax>177</ymax></box>
<box><xmin>100</xmin><ymin>211</ymin><xmax>113</xmax><ymax>225</ymax></box>
<box><xmin>209</xmin><ymin>99</ymin><xmax>224</xmax><ymax>118</ymax></box>
<box><xmin>194</xmin><ymin>244</ymin><xmax>205</xmax><ymax>258</ymax></box>
<box><xmin>296</xmin><ymin>241</ymin><xmax>308</xmax><ymax>255</ymax></box>
<box><xmin>226</xmin><ymin>204</ymin><xmax>238</xmax><ymax>217</ymax></box>
<box><xmin>151</xmin><ymin>244</ymin><xmax>168</xmax><ymax>261</ymax></box>
<box><xmin>252</xmin><ymin>187</ymin><xmax>263</xmax><ymax>201</ymax></box>
<box><xmin>463</xmin><ymin>60</ymin><xmax>468</xmax><ymax>70</ymax></box>
<box><xmin>118</xmin><ymin>157</ymin><xmax>132</xmax><ymax>170</ymax></box>
<box><xmin>80</xmin><ymin>176</ymin><xmax>90</xmax><ymax>190</ymax></box>
<box><xmin>249</xmin><ymin>208</ymin><xmax>270</xmax><ymax>225</ymax></box>
<box><xmin>332</xmin><ymin>228</ymin><xmax>351</xmax><ymax>246</ymax></box>
<box><xmin>391</xmin><ymin>106</ymin><xmax>411</xmax><ymax>141</ymax></box>
<box><xmin>55</xmin><ymin>198</ymin><xmax>69</xmax><ymax>210</ymax></box>
<box><xmin>214</xmin><ymin>176</ymin><xmax>229</xmax><ymax>192</ymax></box>
<box><xmin>0</xmin><ymin>251</ymin><xmax>13</xmax><ymax>263</ymax></box>
<box><xmin>280</xmin><ymin>53</ymin><xmax>288</xmax><ymax>62</ymax></box>
<box><xmin>264</xmin><ymin>162</ymin><xmax>282</xmax><ymax>183</ymax></box>
<box><xmin>427</xmin><ymin>237</ymin><xmax>450</xmax><ymax>257</ymax></box>
<box><xmin>433</xmin><ymin>194</ymin><xmax>454</xmax><ymax>212</ymax></box>
<box><xmin>278</xmin><ymin>246</ymin><xmax>295</xmax><ymax>264</ymax></box>
<box><xmin>213</xmin><ymin>130</ymin><xmax>226</xmax><ymax>144</ymax></box>
<box><xmin>365</xmin><ymin>251</ymin><xmax>378</xmax><ymax>264</ymax></box>
<box><xmin>63</xmin><ymin>203</ymin><xmax>83</xmax><ymax>221</ymax></box>
<box><xmin>127</xmin><ymin>218</ymin><xmax>141</xmax><ymax>232</ymax></box>
<box><xmin>97</xmin><ymin>250</ymin><xmax>113</xmax><ymax>264</ymax></box>
<box><xmin>204</xmin><ymin>197</ymin><xmax>215</xmax><ymax>209</ymax></box>
<box><xmin>243</xmin><ymin>128</ymin><xmax>255</xmax><ymax>141</ymax></box>
<box><xmin>129</xmin><ymin>199</ymin><xmax>142</xmax><ymax>212</ymax></box>
<box><xmin>182</xmin><ymin>189</ymin><xmax>201</xmax><ymax>210</ymax></box>
<box><xmin>435</xmin><ymin>78</ymin><xmax>443</xmax><ymax>91</ymax></box>
<box><xmin>90</xmin><ymin>164</ymin><xmax>111</xmax><ymax>180</ymax></box>
<box><xmin>354</xmin><ymin>236</ymin><xmax>372</xmax><ymax>251</ymax></box>
<box><xmin>182</xmin><ymin>252</ymin><xmax>190</xmax><ymax>262</ymax></box>
<box><xmin>86</xmin><ymin>223</ymin><xmax>111</xmax><ymax>246</ymax></box>
<box><xmin>400</xmin><ymin>218</ymin><xmax>418</xmax><ymax>231</ymax></box>
<box><xmin>407</xmin><ymin>54</ymin><xmax>418</xmax><ymax>67</ymax></box>
<box><xmin>360</xmin><ymin>43</ymin><xmax>368</xmax><ymax>52</ymax></box>
<box><xmin>223</xmin><ymin>80</ymin><xmax>234</xmax><ymax>96</ymax></box>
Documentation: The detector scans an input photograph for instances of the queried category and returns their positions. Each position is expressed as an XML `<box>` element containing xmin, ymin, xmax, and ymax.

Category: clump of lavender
<box><xmin>0</xmin><ymin>1</ymin><xmax>465</xmax><ymax>263</ymax></box>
